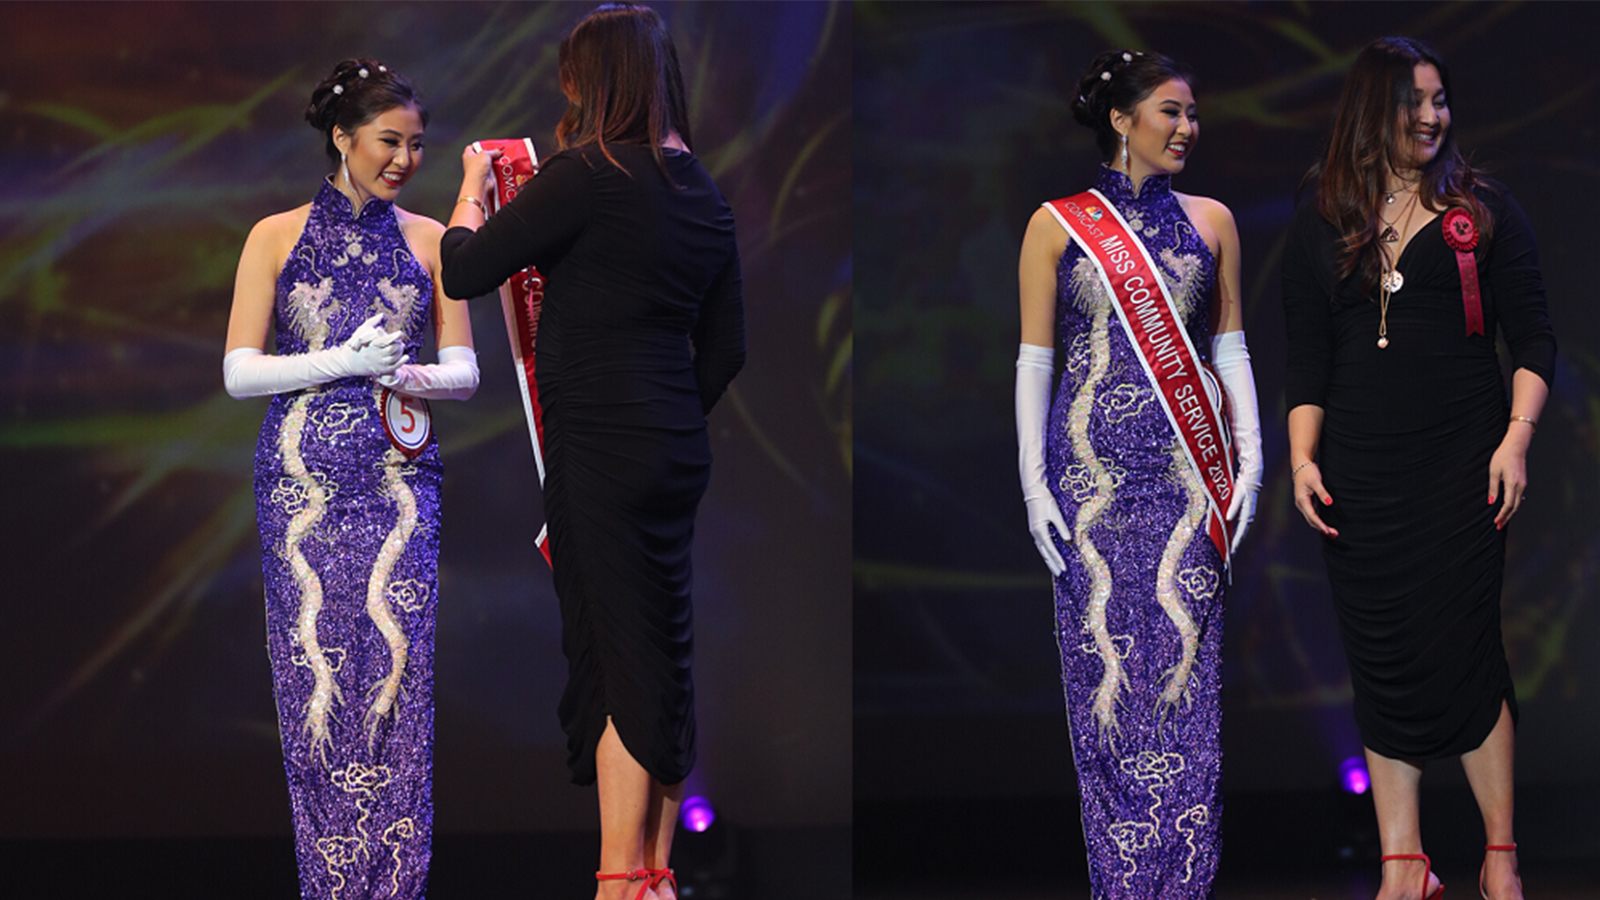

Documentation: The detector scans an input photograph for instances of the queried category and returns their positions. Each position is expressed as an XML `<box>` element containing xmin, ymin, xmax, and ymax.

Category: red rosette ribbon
<box><xmin>1442</xmin><ymin>208</ymin><xmax>1484</xmax><ymax>336</ymax></box>
<box><xmin>1442</xmin><ymin>207</ymin><xmax>1479</xmax><ymax>252</ymax></box>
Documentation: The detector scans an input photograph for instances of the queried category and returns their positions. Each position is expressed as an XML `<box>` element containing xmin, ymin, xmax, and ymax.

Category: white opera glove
<box><xmin>1016</xmin><ymin>343</ymin><xmax>1070</xmax><ymax>576</ymax></box>
<box><xmin>375</xmin><ymin>345</ymin><xmax>480</xmax><ymax>401</ymax></box>
<box><xmin>1212</xmin><ymin>330</ymin><xmax>1263</xmax><ymax>553</ymax></box>
<box><xmin>223</xmin><ymin>314</ymin><xmax>406</xmax><ymax>399</ymax></box>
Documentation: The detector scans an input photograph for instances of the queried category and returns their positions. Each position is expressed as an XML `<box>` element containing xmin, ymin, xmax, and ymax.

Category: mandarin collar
<box><xmin>1094</xmin><ymin>165</ymin><xmax>1173</xmax><ymax>205</ymax></box>
<box><xmin>319</xmin><ymin>177</ymin><xmax>394</xmax><ymax>222</ymax></box>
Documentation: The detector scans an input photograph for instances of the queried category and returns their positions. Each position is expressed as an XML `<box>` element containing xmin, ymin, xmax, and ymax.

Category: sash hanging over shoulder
<box><xmin>474</xmin><ymin>138</ymin><xmax>552</xmax><ymax>566</ymax></box>
<box><xmin>1044</xmin><ymin>189</ymin><xmax>1235</xmax><ymax>565</ymax></box>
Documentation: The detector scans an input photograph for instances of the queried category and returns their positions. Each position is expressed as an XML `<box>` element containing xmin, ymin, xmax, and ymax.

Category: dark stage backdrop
<box><xmin>857</xmin><ymin>1</ymin><xmax>1600</xmax><ymax>803</ymax></box>
<box><xmin>0</xmin><ymin>1</ymin><xmax>850</xmax><ymax>837</ymax></box>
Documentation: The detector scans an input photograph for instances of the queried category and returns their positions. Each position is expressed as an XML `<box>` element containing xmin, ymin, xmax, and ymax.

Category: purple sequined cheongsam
<box><xmin>254</xmin><ymin>181</ymin><xmax>439</xmax><ymax>900</ymax></box>
<box><xmin>1045</xmin><ymin>166</ymin><xmax>1224</xmax><ymax>898</ymax></box>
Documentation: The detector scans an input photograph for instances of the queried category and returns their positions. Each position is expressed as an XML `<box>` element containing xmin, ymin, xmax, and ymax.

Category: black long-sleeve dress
<box><xmin>441</xmin><ymin>142</ymin><xmax>745</xmax><ymax>785</ymax></box>
<box><xmin>1283</xmin><ymin>185</ymin><xmax>1554</xmax><ymax>760</ymax></box>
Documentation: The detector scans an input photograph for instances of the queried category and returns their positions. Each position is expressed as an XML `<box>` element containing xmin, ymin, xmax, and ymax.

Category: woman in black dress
<box><xmin>439</xmin><ymin>6</ymin><xmax>744</xmax><ymax>899</ymax></box>
<box><xmin>1284</xmin><ymin>38</ymin><xmax>1552</xmax><ymax>900</ymax></box>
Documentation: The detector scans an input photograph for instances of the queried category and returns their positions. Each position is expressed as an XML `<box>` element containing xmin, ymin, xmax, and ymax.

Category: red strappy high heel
<box><xmin>1481</xmin><ymin>843</ymin><xmax>1519</xmax><ymax>900</ymax></box>
<box><xmin>645</xmin><ymin>867</ymin><xmax>677</xmax><ymax>898</ymax></box>
<box><xmin>596</xmin><ymin>867</ymin><xmax>677</xmax><ymax>900</ymax></box>
<box><xmin>1381</xmin><ymin>852</ymin><xmax>1443</xmax><ymax>900</ymax></box>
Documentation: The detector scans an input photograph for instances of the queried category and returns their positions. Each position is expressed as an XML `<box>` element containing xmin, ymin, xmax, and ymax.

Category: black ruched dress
<box><xmin>441</xmin><ymin>143</ymin><xmax>745</xmax><ymax>785</ymax></box>
<box><xmin>1283</xmin><ymin>186</ymin><xmax>1554</xmax><ymax>760</ymax></box>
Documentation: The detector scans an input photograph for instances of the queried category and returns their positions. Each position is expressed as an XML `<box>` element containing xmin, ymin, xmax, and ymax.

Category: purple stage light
<box><xmin>1339</xmin><ymin>757</ymin><xmax>1370</xmax><ymax>795</ymax></box>
<box><xmin>681</xmin><ymin>795</ymin><xmax>716</xmax><ymax>832</ymax></box>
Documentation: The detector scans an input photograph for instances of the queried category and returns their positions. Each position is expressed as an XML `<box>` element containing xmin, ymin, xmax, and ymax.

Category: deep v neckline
<box><xmin>1390</xmin><ymin>208</ymin><xmax>1441</xmax><ymax>269</ymax></box>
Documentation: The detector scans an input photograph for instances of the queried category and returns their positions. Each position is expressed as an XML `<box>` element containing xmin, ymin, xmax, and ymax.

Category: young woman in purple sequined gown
<box><xmin>1015</xmin><ymin>51</ymin><xmax>1262</xmax><ymax>898</ymax></box>
<box><xmin>223</xmin><ymin>61</ymin><xmax>477</xmax><ymax>900</ymax></box>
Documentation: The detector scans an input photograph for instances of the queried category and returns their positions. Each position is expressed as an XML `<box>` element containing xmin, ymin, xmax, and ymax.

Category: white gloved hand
<box><xmin>346</xmin><ymin>314</ymin><xmax>400</xmax><ymax>355</ymax></box>
<box><xmin>223</xmin><ymin>313</ymin><xmax>405</xmax><ymax>398</ymax></box>
<box><xmin>376</xmin><ymin>345</ymin><xmax>480</xmax><ymax>401</ymax></box>
<box><xmin>1016</xmin><ymin>343</ymin><xmax>1070</xmax><ymax>576</ymax></box>
<box><xmin>1213</xmin><ymin>330</ymin><xmax>1263</xmax><ymax>553</ymax></box>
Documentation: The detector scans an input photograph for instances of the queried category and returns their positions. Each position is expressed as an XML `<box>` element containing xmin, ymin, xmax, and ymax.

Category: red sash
<box><xmin>473</xmin><ymin>138</ymin><xmax>551</xmax><ymax>566</ymax></box>
<box><xmin>1044</xmin><ymin>189</ymin><xmax>1234</xmax><ymax>564</ymax></box>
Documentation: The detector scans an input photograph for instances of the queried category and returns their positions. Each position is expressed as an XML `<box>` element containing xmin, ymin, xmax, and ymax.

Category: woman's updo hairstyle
<box><xmin>304</xmin><ymin>58</ymin><xmax>428</xmax><ymax>164</ymax></box>
<box><xmin>1070</xmin><ymin>50</ymin><xmax>1194</xmax><ymax>162</ymax></box>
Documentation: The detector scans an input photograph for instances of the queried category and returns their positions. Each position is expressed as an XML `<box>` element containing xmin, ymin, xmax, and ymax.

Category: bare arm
<box><xmin>1019</xmin><ymin>207</ymin><xmax>1068</xmax><ymax>348</ymax></box>
<box><xmin>1488</xmin><ymin>368</ymin><xmax>1549</xmax><ymax>528</ymax></box>
<box><xmin>433</xmin><ymin>283</ymin><xmax>474</xmax><ymax>351</ymax></box>
<box><xmin>1016</xmin><ymin>206</ymin><xmax>1071</xmax><ymax>574</ymax></box>
<box><xmin>1199</xmin><ymin>199</ymin><xmax>1262</xmax><ymax>550</ymax></box>
<box><xmin>401</xmin><ymin>212</ymin><xmax>476</xmax><ymax>353</ymax></box>
<box><xmin>1205</xmin><ymin>199</ymin><xmax>1243</xmax><ymax>336</ymax></box>
<box><xmin>1288</xmin><ymin>402</ymin><xmax>1336</xmax><ymax>537</ymax></box>
<box><xmin>224</xmin><ymin>214</ymin><xmax>292</xmax><ymax>353</ymax></box>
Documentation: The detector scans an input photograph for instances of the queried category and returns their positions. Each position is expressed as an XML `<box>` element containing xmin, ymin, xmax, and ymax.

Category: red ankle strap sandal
<box><xmin>1482</xmin><ymin>844</ymin><xmax>1519</xmax><ymax>900</ymax></box>
<box><xmin>1381</xmin><ymin>852</ymin><xmax>1444</xmax><ymax>900</ymax></box>
<box><xmin>596</xmin><ymin>867</ymin><xmax>677</xmax><ymax>900</ymax></box>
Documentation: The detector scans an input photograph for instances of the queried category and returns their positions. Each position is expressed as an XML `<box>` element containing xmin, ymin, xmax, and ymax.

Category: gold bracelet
<box><xmin>1510</xmin><ymin>415</ymin><xmax>1537</xmax><ymax>431</ymax></box>
<box><xmin>1291</xmin><ymin>461</ymin><xmax>1314</xmax><ymax>477</ymax></box>
<box><xmin>456</xmin><ymin>196</ymin><xmax>487</xmax><ymax>214</ymax></box>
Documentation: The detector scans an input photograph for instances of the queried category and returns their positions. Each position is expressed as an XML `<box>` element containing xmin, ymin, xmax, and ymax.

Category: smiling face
<box><xmin>1395</xmin><ymin>62</ymin><xmax>1449</xmax><ymax>172</ymax></box>
<box><xmin>1112</xmin><ymin>78</ymin><xmax>1197</xmax><ymax>182</ymax></box>
<box><xmin>333</xmin><ymin>105</ymin><xmax>426</xmax><ymax>201</ymax></box>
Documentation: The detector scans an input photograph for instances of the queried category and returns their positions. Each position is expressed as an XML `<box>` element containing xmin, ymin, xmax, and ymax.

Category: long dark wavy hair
<box><xmin>555</xmin><ymin>3</ymin><xmax>691</xmax><ymax>181</ymax></box>
<box><xmin>1310</xmin><ymin>37</ymin><xmax>1492</xmax><ymax>293</ymax></box>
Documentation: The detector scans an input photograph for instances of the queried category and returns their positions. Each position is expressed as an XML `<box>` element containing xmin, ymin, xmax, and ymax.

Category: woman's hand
<box><xmin>459</xmin><ymin>145</ymin><xmax>501</xmax><ymax>203</ymax></box>
<box><xmin>1292</xmin><ymin>462</ymin><xmax>1338</xmax><ymax>538</ymax></box>
<box><xmin>1015</xmin><ymin>343</ymin><xmax>1069</xmax><ymax>576</ymax></box>
<box><xmin>1226</xmin><ymin>483</ymin><xmax>1259</xmax><ymax>553</ymax></box>
<box><xmin>1025</xmin><ymin>492</ymin><xmax>1070</xmax><ymax>577</ymax></box>
<box><xmin>1488</xmin><ymin>428</ymin><xmax>1532</xmax><ymax>529</ymax></box>
<box><xmin>339</xmin><ymin>313</ymin><xmax>406</xmax><ymax>377</ymax></box>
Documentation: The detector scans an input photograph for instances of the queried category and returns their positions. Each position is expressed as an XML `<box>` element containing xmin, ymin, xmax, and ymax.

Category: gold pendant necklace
<box><xmin>1378</xmin><ymin>277</ymin><xmax>1395</xmax><ymax>349</ymax></box>
<box><xmin>1376</xmin><ymin>187</ymin><xmax>1419</xmax><ymax>349</ymax></box>
<box><xmin>1379</xmin><ymin>263</ymin><xmax>1405</xmax><ymax>349</ymax></box>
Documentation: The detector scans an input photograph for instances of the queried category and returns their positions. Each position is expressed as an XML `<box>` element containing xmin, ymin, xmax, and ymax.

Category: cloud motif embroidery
<box><xmin>1099</xmin><ymin>383</ymin><xmax>1154</xmax><ymax>424</ymax></box>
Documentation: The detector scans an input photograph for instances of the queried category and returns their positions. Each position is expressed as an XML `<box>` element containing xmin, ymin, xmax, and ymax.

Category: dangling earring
<box><xmin>1120</xmin><ymin>133</ymin><xmax>1129</xmax><ymax>173</ymax></box>
<box><xmin>340</xmin><ymin>150</ymin><xmax>353</xmax><ymax>191</ymax></box>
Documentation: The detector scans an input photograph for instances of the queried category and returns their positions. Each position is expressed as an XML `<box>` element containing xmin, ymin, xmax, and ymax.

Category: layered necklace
<box><xmin>1382</xmin><ymin>173</ymin><xmax>1421</xmax><ymax>205</ymax></box>
<box><xmin>1376</xmin><ymin>180</ymin><xmax>1423</xmax><ymax>349</ymax></box>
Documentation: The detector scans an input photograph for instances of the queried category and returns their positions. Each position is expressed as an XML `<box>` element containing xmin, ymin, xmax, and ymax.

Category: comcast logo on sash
<box><xmin>1083</xmin><ymin>205</ymin><xmax>1105</xmax><ymax>222</ymax></box>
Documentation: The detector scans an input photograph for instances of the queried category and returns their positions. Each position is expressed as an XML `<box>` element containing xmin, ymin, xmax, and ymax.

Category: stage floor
<box><xmin>3</xmin><ymin>825</ymin><xmax>849</xmax><ymax>900</ymax></box>
<box><xmin>861</xmin><ymin>870</ymin><xmax>1600</xmax><ymax>900</ymax></box>
<box><xmin>857</xmin><ymin>787</ymin><xmax>1600</xmax><ymax>900</ymax></box>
